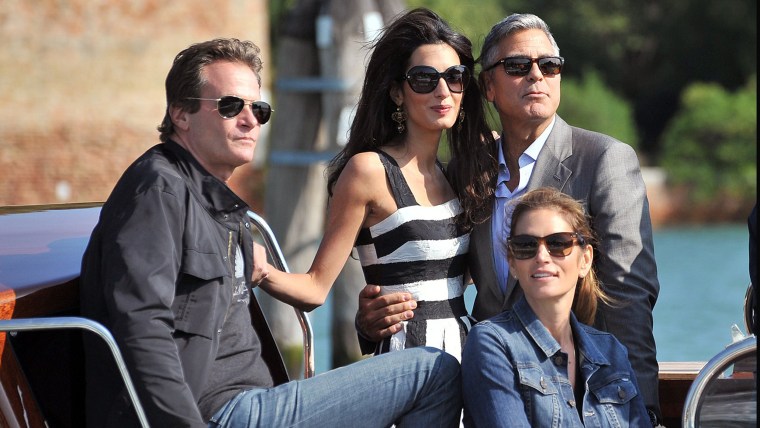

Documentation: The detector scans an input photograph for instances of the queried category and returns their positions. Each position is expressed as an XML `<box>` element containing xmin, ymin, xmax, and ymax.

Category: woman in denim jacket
<box><xmin>461</xmin><ymin>187</ymin><xmax>650</xmax><ymax>427</ymax></box>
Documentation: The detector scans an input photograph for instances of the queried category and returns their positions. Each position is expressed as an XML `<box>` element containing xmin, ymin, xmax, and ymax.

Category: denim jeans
<box><xmin>208</xmin><ymin>346</ymin><xmax>461</xmax><ymax>428</ymax></box>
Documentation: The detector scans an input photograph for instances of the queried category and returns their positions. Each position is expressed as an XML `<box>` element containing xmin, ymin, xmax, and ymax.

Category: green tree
<box><xmin>410</xmin><ymin>0</ymin><xmax>757</xmax><ymax>158</ymax></box>
<box><xmin>660</xmin><ymin>76</ymin><xmax>757</xmax><ymax>203</ymax></box>
<box><xmin>407</xmin><ymin>0</ymin><xmax>503</xmax><ymax>54</ymax></box>
<box><xmin>558</xmin><ymin>70</ymin><xmax>639</xmax><ymax>149</ymax></box>
<box><xmin>499</xmin><ymin>0</ymin><xmax>756</xmax><ymax>157</ymax></box>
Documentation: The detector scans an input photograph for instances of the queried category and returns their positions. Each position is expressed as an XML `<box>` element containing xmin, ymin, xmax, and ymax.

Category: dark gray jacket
<box><xmin>80</xmin><ymin>140</ymin><xmax>286</xmax><ymax>427</ymax></box>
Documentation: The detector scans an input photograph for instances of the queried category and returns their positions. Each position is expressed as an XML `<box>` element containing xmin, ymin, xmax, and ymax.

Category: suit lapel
<box><xmin>528</xmin><ymin>115</ymin><xmax>573</xmax><ymax>192</ymax></box>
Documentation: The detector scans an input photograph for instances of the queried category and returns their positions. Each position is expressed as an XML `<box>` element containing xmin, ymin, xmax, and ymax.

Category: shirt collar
<box><xmin>497</xmin><ymin>114</ymin><xmax>556</xmax><ymax>173</ymax></box>
<box><xmin>522</xmin><ymin>114</ymin><xmax>556</xmax><ymax>166</ymax></box>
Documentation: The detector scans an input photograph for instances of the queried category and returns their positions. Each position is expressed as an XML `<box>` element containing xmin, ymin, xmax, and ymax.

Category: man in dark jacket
<box><xmin>80</xmin><ymin>38</ymin><xmax>461</xmax><ymax>428</ymax></box>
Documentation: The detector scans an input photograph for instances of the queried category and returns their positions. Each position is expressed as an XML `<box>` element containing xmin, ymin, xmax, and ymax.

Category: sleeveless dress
<box><xmin>354</xmin><ymin>151</ymin><xmax>473</xmax><ymax>361</ymax></box>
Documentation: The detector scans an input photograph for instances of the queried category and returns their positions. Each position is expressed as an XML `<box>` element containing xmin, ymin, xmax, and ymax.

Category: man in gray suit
<box><xmin>356</xmin><ymin>13</ymin><xmax>661</xmax><ymax>426</ymax></box>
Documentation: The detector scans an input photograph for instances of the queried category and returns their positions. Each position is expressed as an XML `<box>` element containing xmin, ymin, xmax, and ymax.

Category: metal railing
<box><xmin>682</xmin><ymin>334</ymin><xmax>757</xmax><ymax>427</ymax></box>
<box><xmin>0</xmin><ymin>317</ymin><xmax>150</xmax><ymax>428</ymax></box>
<box><xmin>247</xmin><ymin>210</ymin><xmax>315</xmax><ymax>379</ymax></box>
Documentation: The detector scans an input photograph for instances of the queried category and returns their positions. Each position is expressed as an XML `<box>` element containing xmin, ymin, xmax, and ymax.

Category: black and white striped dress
<box><xmin>355</xmin><ymin>151</ymin><xmax>473</xmax><ymax>361</ymax></box>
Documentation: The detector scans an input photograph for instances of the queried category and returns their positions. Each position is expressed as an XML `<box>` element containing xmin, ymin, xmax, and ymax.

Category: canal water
<box><xmin>307</xmin><ymin>223</ymin><xmax>753</xmax><ymax>373</ymax></box>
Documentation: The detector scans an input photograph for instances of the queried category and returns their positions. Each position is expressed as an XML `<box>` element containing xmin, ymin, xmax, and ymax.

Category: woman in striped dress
<box><xmin>258</xmin><ymin>8</ymin><xmax>495</xmax><ymax>361</ymax></box>
<box><xmin>354</xmin><ymin>149</ymin><xmax>471</xmax><ymax>359</ymax></box>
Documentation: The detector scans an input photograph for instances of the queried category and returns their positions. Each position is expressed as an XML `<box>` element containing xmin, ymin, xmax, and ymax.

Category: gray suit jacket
<box><xmin>467</xmin><ymin>115</ymin><xmax>661</xmax><ymax>415</ymax></box>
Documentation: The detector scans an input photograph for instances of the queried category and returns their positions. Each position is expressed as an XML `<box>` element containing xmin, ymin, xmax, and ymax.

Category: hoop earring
<box><xmin>392</xmin><ymin>105</ymin><xmax>406</xmax><ymax>133</ymax></box>
<box><xmin>457</xmin><ymin>108</ymin><xmax>466</xmax><ymax>132</ymax></box>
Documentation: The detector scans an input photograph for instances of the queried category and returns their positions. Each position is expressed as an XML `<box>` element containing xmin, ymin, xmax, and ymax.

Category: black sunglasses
<box><xmin>485</xmin><ymin>56</ymin><xmax>564</xmax><ymax>77</ymax></box>
<box><xmin>187</xmin><ymin>96</ymin><xmax>272</xmax><ymax>124</ymax></box>
<box><xmin>508</xmin><ymin>232</ymin><xmax>585</xmax><ymax>260</ymax></box>
<box><xmin>402</xmin><ymin>65</ymin><xmax>470</xmax><ymax>94</ymax></box>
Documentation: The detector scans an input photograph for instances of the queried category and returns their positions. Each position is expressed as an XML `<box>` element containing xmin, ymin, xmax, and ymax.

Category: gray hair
<box><xmin>479</xmin><ymin>13</ymin><xmax>560</xmax><ymax>71</ymax></box>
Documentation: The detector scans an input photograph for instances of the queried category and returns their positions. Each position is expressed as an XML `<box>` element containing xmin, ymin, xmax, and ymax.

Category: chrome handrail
<box><xmin>247</xmin><ymin>210</ymin><xmax>315</xmax><ymax>379</ymax></box>
<box><xmin>0</xmin><ymin>316</ymin><xmax>149</xmax><ymax>428</ymax></box>
<box><xmin>682</xmin><ymin>334</ymin><xmax>757</xmax><ymax>427</ymax></box>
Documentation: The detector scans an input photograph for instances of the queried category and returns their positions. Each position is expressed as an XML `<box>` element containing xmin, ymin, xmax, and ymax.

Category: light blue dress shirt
<box><xmin>491</xmin><ymin>116</ymin><xmax>555</xmax><ymax>293</ymax></box>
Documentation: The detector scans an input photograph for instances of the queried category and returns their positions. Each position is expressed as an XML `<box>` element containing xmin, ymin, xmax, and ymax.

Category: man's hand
<box><xmin>356</xmin><ymin>284</ymin><xmax>416</xmax><ymax>342</ymax></box>
<box><xmin>251</xmin><ymin>242</ymin><xmax>269</xmax><ymax>287</ymax></box>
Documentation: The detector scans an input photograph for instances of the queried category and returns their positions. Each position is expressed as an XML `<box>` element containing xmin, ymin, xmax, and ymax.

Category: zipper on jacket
<box><xmin>222</xmin><ymin>229</ymin><xmax>235</xmax><ymax>325</ymax></box>
<box><xmin>226</xmin><ymin>230</ymin><xmax>234</xmax><ymax>272</ymax></box>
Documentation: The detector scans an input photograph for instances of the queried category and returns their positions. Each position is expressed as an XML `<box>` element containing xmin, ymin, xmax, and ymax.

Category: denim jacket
<box><xmin>461</xmin><ymin>296</ymin><xmax>650</xmax><ymax>427</ymax></box>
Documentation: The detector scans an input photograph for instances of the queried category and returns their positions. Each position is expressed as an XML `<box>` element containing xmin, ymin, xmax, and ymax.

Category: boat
<box><xmin>0</xmin><ymin>203</ymin><xmax>311</xmax><ymax>427</ymax></box>
<box><xmin>0</xmin><ymin>203</ymin><xmax>755</xmax><ymax>427</ymax></box>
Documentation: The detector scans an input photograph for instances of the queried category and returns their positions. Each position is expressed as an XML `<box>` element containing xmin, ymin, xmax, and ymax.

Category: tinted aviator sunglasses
<box><xmin>508</xmin><ymin>232</ymin><xmax>585</xmax><ymax>260</ymax></box>
<box><xmin>402</xmin><ymin>65</ymin><xmax>470</xmax><ymax>94</ymax></box>
<box><xmin>485</xmin><ymin>56</ymin><xmax>564</xmax><ymax>77</ymax></box>
<box><xmin>187</xmin><ymin>96</ymin><xmax>272</xmax><ymax>124</ymax></box>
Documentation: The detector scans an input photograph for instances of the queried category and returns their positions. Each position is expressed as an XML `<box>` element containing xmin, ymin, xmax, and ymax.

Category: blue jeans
<box><xmin>208</xmin><ymin>346</ymin><xmax>461</xmax><ymax>428</ymax></box>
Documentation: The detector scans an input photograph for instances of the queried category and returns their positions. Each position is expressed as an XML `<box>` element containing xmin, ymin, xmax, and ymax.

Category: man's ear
<box><xmin>483</xmin><ymin>72</ymin><xmax>496</xmax><ymax>103</ymax></box>
<box><xmin>169</xmin><ymin>104</ymin><xmax>190</xmax><ymax>132</ymax></box>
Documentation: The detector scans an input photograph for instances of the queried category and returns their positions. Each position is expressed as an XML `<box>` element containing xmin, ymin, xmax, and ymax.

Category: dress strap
<box><xmin>376</xmin><ymin>150</ymin><xmax>418</xmax><ymax>208</ymax></box>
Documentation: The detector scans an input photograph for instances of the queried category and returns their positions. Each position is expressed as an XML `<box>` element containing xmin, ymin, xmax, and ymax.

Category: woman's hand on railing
<box><xmin>251</xmin><ymin>242</ymin><xmax>270</xmax><ymax>287</ymax></box>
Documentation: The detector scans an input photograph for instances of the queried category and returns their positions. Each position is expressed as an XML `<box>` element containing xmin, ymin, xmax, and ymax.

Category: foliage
<box><xmin>557</xmin><ymin>70</ymin><xmax>638</xmax><ymax>149</ymax></box>
<box><xmin>508</xmin><ymin>0</ymin><xmax>756</xmax><ymax>157</ymax></box>
<box><xmin>660</xmin><ymin>76</ymin><xmax>757</xmax><ymax>202</ymax></box>
<box><xmin>406</xmin><ymin>0</ymin><xmax>504</xmax><ymax>57</ymax></box>
<box><xmin>271</xmin><ymin>1</ymin><xmax>756</xmax><ymax>155</ymax></box>
<box><xmin>408</xmin><ymin>0</ymin><xmax>757</xmax><ymax>157</ymax></box>
<box><xmin>268</xmin><ymin>0</ymin><xmax>757</xmax><ymax>208</ymax></box>
<box><xmin>413</xmin><ymin>3</ymin><xmax>640</xmax><ymax>151</ymax></box>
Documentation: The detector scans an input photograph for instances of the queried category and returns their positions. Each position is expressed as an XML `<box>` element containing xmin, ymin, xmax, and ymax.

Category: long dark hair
<box><xmin>327</xmin><ymin>8</ymin><xmax>496</xmax><ymax>226</ymax></box>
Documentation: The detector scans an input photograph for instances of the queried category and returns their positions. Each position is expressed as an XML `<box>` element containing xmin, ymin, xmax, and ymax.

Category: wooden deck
<box><xmin>659</xmin><ymin>361</ymin><xmax>705</xmax><ymax>426</ymax></box>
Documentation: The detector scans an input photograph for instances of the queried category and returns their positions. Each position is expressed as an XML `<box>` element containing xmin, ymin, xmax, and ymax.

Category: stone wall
<box><xmin>0</xmin><ymin>0</ymin><xmax>270</xmax><ymax>207</ymax></box>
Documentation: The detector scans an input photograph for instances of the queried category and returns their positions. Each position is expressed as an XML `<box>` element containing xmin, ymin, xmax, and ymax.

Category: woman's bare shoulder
<box><xmin>342</xmin><ymin>151</ymin><xmax>386</xmax><ymax>180</ymax></box>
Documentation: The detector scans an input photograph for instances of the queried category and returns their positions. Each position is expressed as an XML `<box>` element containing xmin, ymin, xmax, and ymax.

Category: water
<box><xmin>307</xmin><ymin>223</ymin><xmax>752</xmax><ymax>373</ymax></box>
<box><xmin>650</xmin><ymin>224</ymin><xmax>752</xmax><ymax>362</ymax></box>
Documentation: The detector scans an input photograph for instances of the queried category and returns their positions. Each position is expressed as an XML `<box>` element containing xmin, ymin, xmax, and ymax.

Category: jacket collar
<box><xmin>513</xmin><ymin>295</ymin><xmax>611</xmax><ymax>367</ymax></box>
<box><xmin>162</xmin><ymin>139</ymin><xmax>248</xmax><ymax>217</ymax></box>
